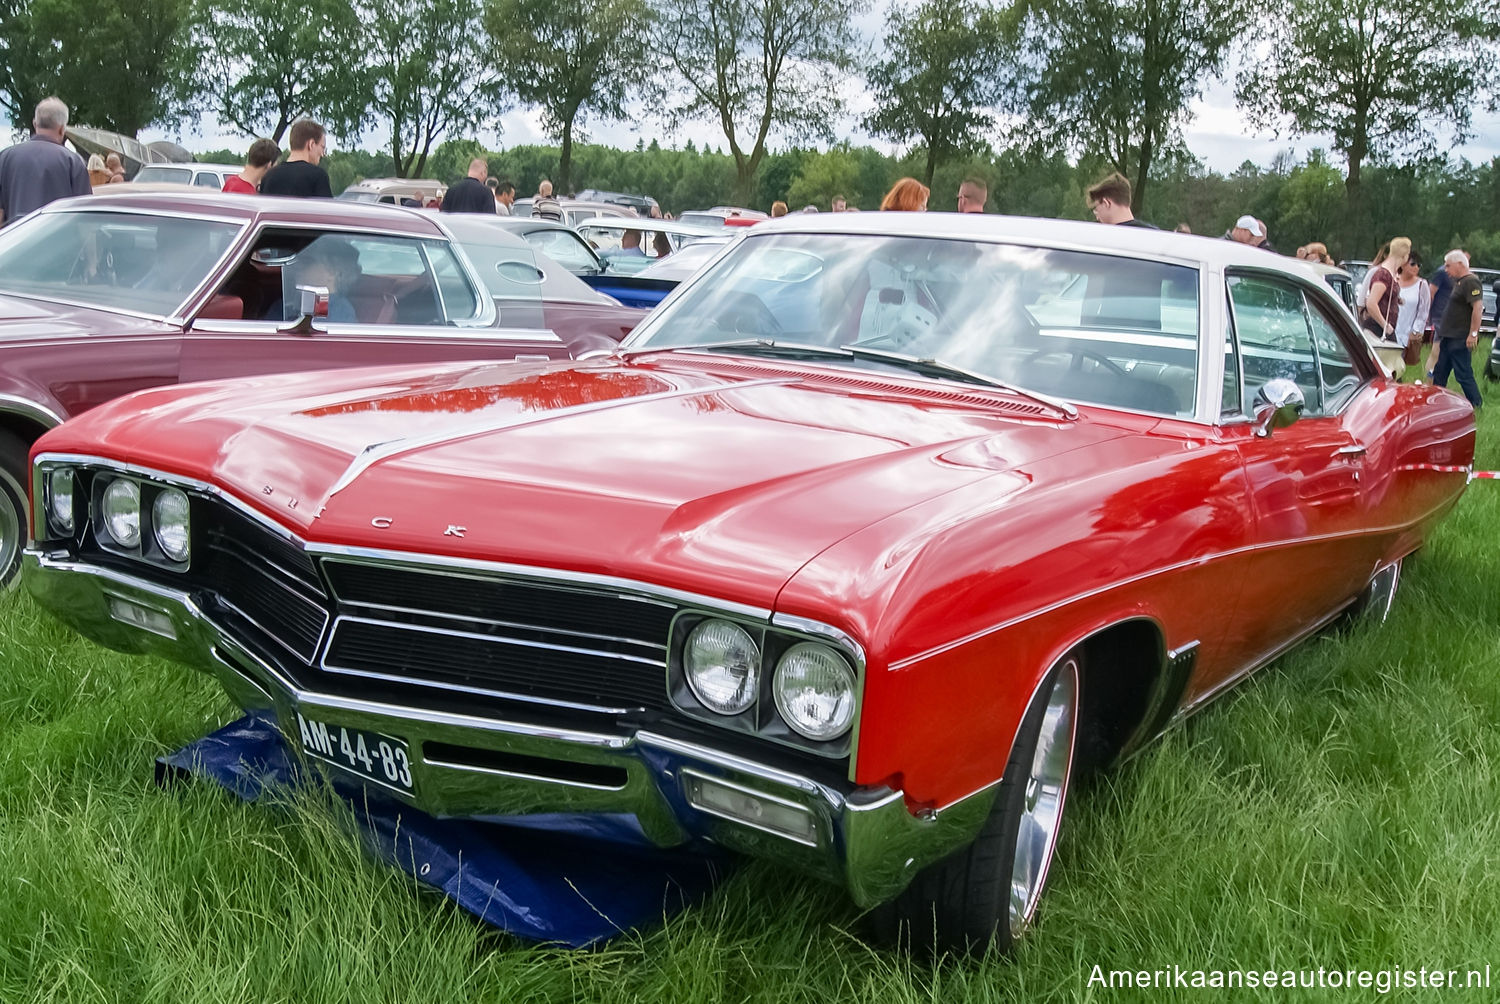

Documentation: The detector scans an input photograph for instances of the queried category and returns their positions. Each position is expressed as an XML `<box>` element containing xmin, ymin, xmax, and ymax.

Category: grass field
<box><xmin>2</xmin><ymin>380</ymin><xmax>1498</xmax><ymax>1002</ymax></box>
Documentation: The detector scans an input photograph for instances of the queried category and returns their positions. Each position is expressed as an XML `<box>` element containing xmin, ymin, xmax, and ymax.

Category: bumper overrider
<box><xmin>24</xmin><ymin>547</ymin><xmax>994</xmax><ymax>909</ymax></box>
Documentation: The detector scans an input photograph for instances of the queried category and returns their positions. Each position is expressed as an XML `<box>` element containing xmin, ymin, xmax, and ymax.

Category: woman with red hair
<box><xmin>880</xmin><ymin>177</ymin><xmax>929</xmax><ymax>212</ymax></box>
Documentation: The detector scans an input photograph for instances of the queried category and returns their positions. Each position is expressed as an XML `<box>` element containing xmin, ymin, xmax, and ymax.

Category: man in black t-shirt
<box><xmin>260</xmin><ymin>120</ymin><xmax>333</xmax><ymax>198</ymax></box>
<box><xmin>1086</xmin><ymin>172</ymin><xmax>1158</xmax><ymax>229</ymax></box>
<box><xmin>1432</xmin><ymin>249</ymin><xmax>1483</xmax><ymax>408</ymax></box>
<box><xmin>440</xmin><ymin>158</ymin><xmax>497</xmax><ymax>214</ymax></box>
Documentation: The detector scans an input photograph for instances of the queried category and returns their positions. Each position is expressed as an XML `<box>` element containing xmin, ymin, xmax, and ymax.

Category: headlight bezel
<box><xmin>44</xmin><ymin>466</ymin><xmax>77</xmax><ymax>536</ymax></box>
<box><xmin>668</xmin><ymin>610</ymin><xmax>862</xmax><ymax>758</ymax></box>
<box><xmin>151</xmin><ymin>487</ymin><xmax>191</xmax><ymax>563</ymax></box>
<box><xmin>83</xmin><ymin>471</ymin><xmax>193</xmax><ymax>570</ymax></box>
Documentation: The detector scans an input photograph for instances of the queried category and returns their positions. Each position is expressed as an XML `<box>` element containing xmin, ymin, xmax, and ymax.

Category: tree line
<box><xmin>2</xmin><ymin>0</ymin><xmax>1497</xmax><ymax>254</ymax></box>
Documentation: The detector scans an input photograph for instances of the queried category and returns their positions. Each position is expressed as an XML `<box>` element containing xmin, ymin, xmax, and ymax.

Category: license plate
<box><xmin>295</xmin><ymin>713</ymin><xmax>414</xmax><ymax>795</ymax></box>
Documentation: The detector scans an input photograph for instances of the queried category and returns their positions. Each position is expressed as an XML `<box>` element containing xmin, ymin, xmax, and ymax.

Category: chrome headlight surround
<box><xmin>87</xmin><ymin>471</ymin><xmax>193</xmax><ymax>569</ymax></box>
<box><xmin>668</xmin><ymin>611</ymin><xmax>863</xmax><ymax>758</ymax></box>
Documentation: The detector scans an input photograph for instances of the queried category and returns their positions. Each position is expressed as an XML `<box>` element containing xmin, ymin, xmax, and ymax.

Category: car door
<box><xmin>180</xmin><ymin>227</ymin><xmax>570</xmax><ymax>383</ymax></box>
<box><xmin>1214</xmin><ymin>272</ymin><xmax>1384</xmax><ymax>673</ymax></box>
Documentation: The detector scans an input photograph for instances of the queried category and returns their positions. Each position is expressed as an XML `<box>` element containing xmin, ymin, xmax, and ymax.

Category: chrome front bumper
<box><xmin>23</xmin><ymin>550</ymin><xmax>997</xmax><ymax>907</ymax></box>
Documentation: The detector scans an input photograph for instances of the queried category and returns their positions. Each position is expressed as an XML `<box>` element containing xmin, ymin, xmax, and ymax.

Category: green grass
<box><xmin>3</xmin><ymin>386</ymin><xmax>1499</xmax><ymax>1002</ymax></box>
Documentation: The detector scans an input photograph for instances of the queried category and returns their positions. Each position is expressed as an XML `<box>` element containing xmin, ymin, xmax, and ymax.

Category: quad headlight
<box><xmin>773</xmin><ymin>643</ymin><xmax>856</xmax><ymax>741</ymax></box>
<box><xmin>151</xmin><ymin>488</ymin><xmax>190</xmax><ymax>562</ymax></box>
<box><xmin>684</xmin><ymin>619</ymin><xmax>760</xmax><ymax>715</ymax></box>
<box><xmin>100</xmin><ymin>478</ymin><xmax>142</xmax><ymax>548</ymax></box>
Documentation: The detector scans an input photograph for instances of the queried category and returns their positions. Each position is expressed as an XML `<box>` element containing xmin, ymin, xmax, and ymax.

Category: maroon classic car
<box><xmin>0</xmin><ymin>191</ymin><xmax>645</xmax><ymax>583</ymax></box>
<box><xmin>23</xmin><ymin>215</ymin><xmax>1475</xmax><ymax>953</ymax></box>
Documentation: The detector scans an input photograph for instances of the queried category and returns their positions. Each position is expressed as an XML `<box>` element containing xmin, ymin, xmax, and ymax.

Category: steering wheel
<box><xmin>1024</xmin><ymin>346</ymin><xmax>1131</xmax><ymax>377</ymax></box>
<box><xmin>710</xmin><ymin>293</ymin><xmax>783</xmax><ymax>338</ymax></box>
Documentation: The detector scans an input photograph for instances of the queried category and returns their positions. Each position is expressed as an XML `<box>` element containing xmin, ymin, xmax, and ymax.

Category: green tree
<box><xmin>426</xmin><ymin>138</ymin><xmax>492</xmax><ymax>185</ymax></box>
<box><xmin>654</xmin><ymin>0</ymin><xmax>867</xmax><ymax>204</ymax></box>
<box><xmin>785</xmin><ymin>144</ymin><xmax>862</xmax><ymax>209</ymax></box>
<box><xmin>863</xmin><ymin>0</ymin><xmax>1009</xmax><ymax>187</ymax></box>
<box><xmin>1236</xmin><ymin>0</ymin><xmax>1497</xmax><ymax>252</ymax></box>
<box><xmin>483</xmin><ymin>0</ymin><xmax>651</xmax><ymax>194</ymax></box>
<box><xmin>358</xmin><ymin>0</ymin><xmax>506</xmax><ymax>178</ymax></box>
<box><xmin>194</xmin><ymin>0</ymin><xmax>366</xmax><ymax>143</ymax></box>
<box><xmin>1011</xmin><ymin>0</ymin><xmax>1249</xmax><ymax>216</ymax></box>
<box><xmin>0</xmin><ymin>0</ymin><xmax>197</xmax><ymax>134</ymax></box>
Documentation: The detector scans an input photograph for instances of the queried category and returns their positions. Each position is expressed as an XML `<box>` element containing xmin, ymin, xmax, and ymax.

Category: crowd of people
<box><xmin>0</xmin><ymin>95</ymin><xmax>1489</xmax><ymax>410</ymax></box>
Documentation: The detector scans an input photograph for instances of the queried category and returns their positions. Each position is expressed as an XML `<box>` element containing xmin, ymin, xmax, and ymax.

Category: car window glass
<box><xmin>1305</xmin><ymin>296</ymin><xmax>1362</xmax><ymax>410</ymax></box>
<box><xmin>424</xmin><ymin>240</ymin><xmax>479</xmax><ymax>321</ymax></box>
<box><xmin>523</xmin><ymin>230</ymin><xmax>597</xmax><ymax>273</ymax></box>
<box><xmin>0</xmin><ymin>209</ymin><xmax>240</xmax><ymax>316</ymax></box>
<box><xmin>194</xmin><ymin>173</ymin><xmax>221</xmax><ymax>188</ymax></box>
<box><xmin>638</xmin><ymin>233</ymin><xmax>1201</xmax><ymax>417</ymax></box>
<box><xmin>1226</xmin><ymin>274</ymin><xmax>1321</xmax><ymax>414</ymax></box>
<box><xmin>135</xmin><ymin>166</ymin><xmax>192</xmax><ymax>184</ymax></box>
<box><xmin>1220</xmin><ymin>309</ymin><xmax>1243</xmax><ymax>418</ymax></box>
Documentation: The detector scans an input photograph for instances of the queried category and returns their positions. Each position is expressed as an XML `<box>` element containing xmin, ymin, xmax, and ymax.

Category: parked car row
<box><xmin>13</xmin><ymin>211</ymin><xmax>1476</xmax><ymax>955</ymax></box>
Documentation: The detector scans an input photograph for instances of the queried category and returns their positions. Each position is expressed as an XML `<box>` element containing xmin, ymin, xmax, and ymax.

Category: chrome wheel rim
<box><xmin>1008</xmin><ymin>656</ymin><xmax>1079</xmax><ymax>939</ymax></box>
<box><xmin>0</xmin><ymin>473</ymin><xmax>21</xmax><ymax>585</ymax></box>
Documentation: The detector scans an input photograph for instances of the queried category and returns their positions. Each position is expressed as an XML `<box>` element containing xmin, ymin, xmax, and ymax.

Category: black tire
<box><xmin>869</xmin><ymin>651</ymin><xmax>1081</xmax><ymax>956</ymax></box>
<box><xmin>0</xmin><ymin>429</ymin><xmax>29</xmax><ymax>588</ymax></box>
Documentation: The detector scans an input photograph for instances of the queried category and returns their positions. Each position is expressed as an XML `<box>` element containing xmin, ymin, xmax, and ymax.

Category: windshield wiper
<box><xmin>624</xmin><ymin>338</ymin><xmax>854</xmax><ymax>361</ymax></box>
<box><xmin>841</xmin><ymin>345</ymin><xmax>1078</xmax><ymax>418</ymax></box>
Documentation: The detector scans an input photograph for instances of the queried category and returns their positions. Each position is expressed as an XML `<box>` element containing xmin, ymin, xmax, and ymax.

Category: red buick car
<box><xmin>23</xmin><ymin>214</ymin><xmax>1475</xmax><ymax>952</ymax></box>
<box><xmin>0</xmin><ymin>191</ymin><xmax>645</xmax><ymax>583</ymax></box>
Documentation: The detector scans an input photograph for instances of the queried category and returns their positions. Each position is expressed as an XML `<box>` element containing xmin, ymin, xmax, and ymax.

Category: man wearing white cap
<box><xmin>1229</xmin><ymin>215</ymin><xmax>1276</xmax><ymax>252</ymax></box>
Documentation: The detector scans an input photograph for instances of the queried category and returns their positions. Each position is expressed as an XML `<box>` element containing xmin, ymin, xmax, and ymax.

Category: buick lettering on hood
<box><xmin>23</xmin><ymin>214</ymin><xmax>1474</xmax><ymax>953</ymax></box>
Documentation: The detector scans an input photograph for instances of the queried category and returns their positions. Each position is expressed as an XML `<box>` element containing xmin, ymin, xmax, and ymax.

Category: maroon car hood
<box><xmin>0</xmin><ymin>293</ymin><xmax>169</xmax><ymax>339</ymax></box>
<box><xmin>43</xmin><ymin>355</ymin><xmax>1128</xmax><ymax>606</ymax></box>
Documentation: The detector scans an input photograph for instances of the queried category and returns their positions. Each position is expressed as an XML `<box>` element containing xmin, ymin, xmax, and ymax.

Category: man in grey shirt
<box><xmin>0</xmin><ymin>96</ymin><xmax>91</xmax><ymax>226</ymax></box>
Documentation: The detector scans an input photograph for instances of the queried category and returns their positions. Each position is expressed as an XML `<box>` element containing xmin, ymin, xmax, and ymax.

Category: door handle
<box><xmin>1334</xmin><ymin>444</ymin><xmax>1367</xmax><ymax>459</ymax></box>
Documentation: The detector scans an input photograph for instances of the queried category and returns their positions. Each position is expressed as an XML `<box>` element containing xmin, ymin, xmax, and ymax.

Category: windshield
<box><xmin>632</xmin><ymin>233</ymin><xmax>1202</xmax><ymax>416</ymax></box>
<box><xmin>0</xmin><ymin>210</ymin><xmax>242</xmax><ymax>315</ymax></box>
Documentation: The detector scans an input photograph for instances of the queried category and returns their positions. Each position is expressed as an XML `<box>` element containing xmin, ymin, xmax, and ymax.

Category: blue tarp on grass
<box><xmin>155</xmin><ymin>712</ymin><xmax>730</xmax><ymax>948</ymax></box>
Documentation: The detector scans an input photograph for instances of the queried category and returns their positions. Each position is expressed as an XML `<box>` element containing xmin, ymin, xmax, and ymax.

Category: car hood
<box><xmin>0</xmin><ymin>292</ymin><xmax>170</xmax><ymax>339</ymax></box>
<box><xmin>45</xmin><ymin>355</ymin><xmax>1130</xmax><ymax>608</ymax></box>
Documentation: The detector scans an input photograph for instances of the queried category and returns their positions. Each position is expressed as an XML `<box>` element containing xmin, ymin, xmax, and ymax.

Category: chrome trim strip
<box><xmin>888</xmin><ymin>504</ymin><xmax>1456</xmax><ymax>672</ymax></box>
<box><xmin>321</xmin><ymin>375</ymin><xmax>799</xmax><ymax>501</ymax></box>
<box><xmin>327</xmin><ymin>611</ymin><xmax>665</xmax><ymax>669</ymax></box>
<box><xmin>183</xmin><ymin>321</ymin><xmax>563</xmax><ymax>342</ymax></box>
<box><xmin>422</xmin><ymin>754</ymin><xmax>629</xmax><ymax>792</ymax></box>
<box><xmin>318</xmin><ymin>550</ymin><xmax>771</xmax><ymax>622</ymax></box>
<box><xmin>317</xmin><ymin>657</ymin><xmax>641</xmax><ymax>715</ymax></box>
<box><xmin>0</xmin><ymin>394</ymin><xmax>65</xmax><ymax>428</ymax></box>
<box><xmin>326</xmin><ymin>594</ymin><xmax>668</xmax><ymax>654</ymax></box>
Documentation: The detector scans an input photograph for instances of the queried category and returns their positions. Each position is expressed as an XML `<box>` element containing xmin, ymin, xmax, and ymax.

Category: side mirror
<box><xmin>279</xmin><ymin>284</ymin><xmax>330</xmax><ymax>334</ymax></box>
<box><xmin>1253</xmin><ymin>378</ymin><xmax>1305</xmax><ymax>438</ymax></box>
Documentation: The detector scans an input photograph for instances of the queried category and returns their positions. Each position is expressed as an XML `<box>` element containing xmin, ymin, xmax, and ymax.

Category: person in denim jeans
<box><xmin>1432</xmin><ymin>249</ymin><xmax>1484</xmax><ymax>409</ymax></box>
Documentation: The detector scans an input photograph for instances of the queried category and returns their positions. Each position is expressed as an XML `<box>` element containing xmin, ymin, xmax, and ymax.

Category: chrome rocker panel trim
<box><xmin>23</xmin><ymin>550</ymin><xmax>995</xmax><ymax>907</ymax></box>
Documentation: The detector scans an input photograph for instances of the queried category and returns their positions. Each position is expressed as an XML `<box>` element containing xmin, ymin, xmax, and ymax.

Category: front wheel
<box><xmin>870</xmin><ymin>651</ymin><xmax>1080</xmax><ymax>955</ymax></box>
<box><xmin>0</xmin><ymin>430</ymin><xmax>30</xmax><ymax>588</ymax></box>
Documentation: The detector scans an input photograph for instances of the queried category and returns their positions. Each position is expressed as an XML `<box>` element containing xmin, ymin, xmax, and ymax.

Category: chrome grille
<box><xmin>194</xmin><ymin>503</ymin><xmax>328</xmax><ymax>664</ymax></box>
<box><xmin>319</xmin><ymin>558</ymin><xmax>677</xmax><ymax>712</ymax></box>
